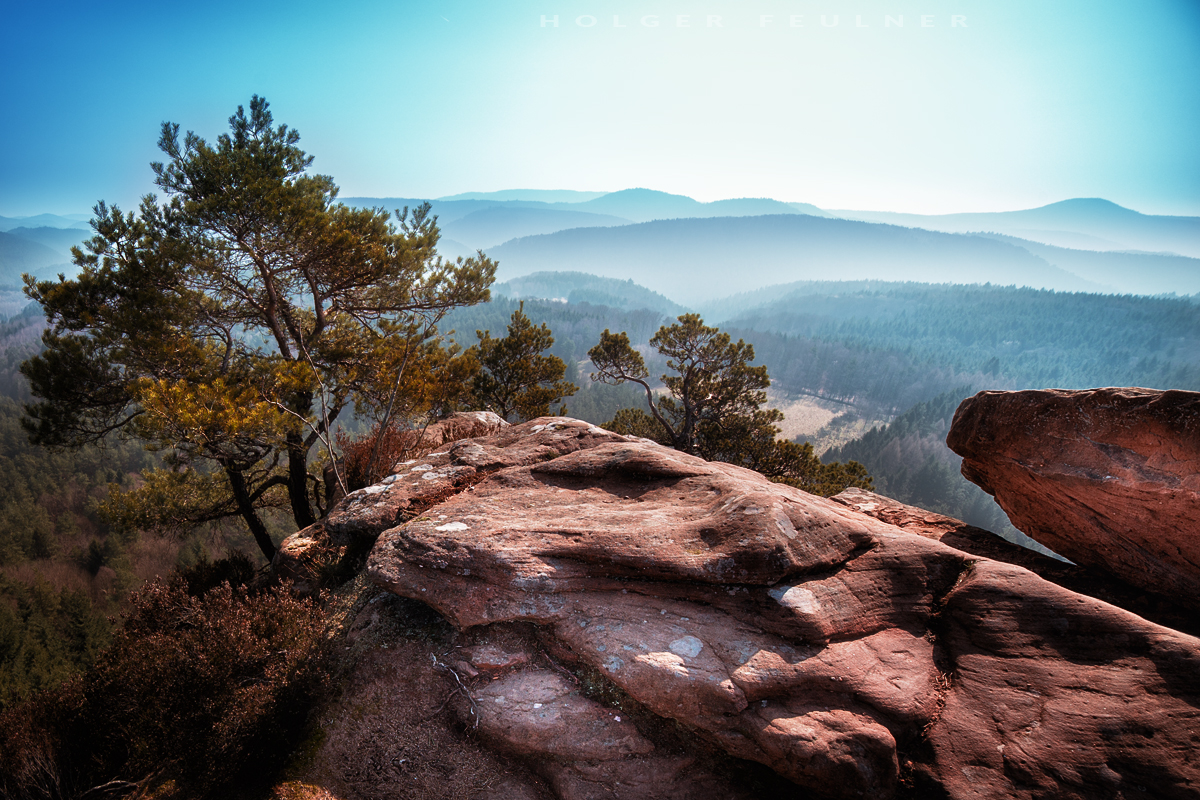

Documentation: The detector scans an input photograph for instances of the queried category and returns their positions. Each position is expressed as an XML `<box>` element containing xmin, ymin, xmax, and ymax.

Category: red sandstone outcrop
<box><xmin>341</xmin><ymin>417</ymin><xmax>1200</xmax><ymax>800</ymax></box>
<box><xmin>834</xmin><ymin>487</ymin><xmax>1200</xmax><ymax>637</ymax></box>
<box><xmin>277</xmin><ymin>412</ymin><xmax>512</xmax><ymax>589</ymax></box>
<box><xmin>417</xmin><ymin>410</ymin><xmax>509</xmax><ymax>449</ymax></box>
<box><xmin>946</xmin><ymin>387</ymin><xmax>1200</xmax><ymax>603</ymax></box>
<box><xmin>322</xmin><ymin>411</ymin><xmax>509</xmax><ymax>511</ymax></box>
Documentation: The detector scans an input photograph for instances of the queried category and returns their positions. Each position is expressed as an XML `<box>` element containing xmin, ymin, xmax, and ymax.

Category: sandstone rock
<box><xmin>931</xmin><ymin>558</ymin><xmax>1200</xmax><ymax>800</ymax></box>
<box><xmin>366</xmin><ymin>433</ymin><xmax>939</xmax><ymax>797</ymax></box>
<box><xmin>273</xmin><ymin>522</ymin><xmax>337</xmax><ymax>595</ymax></box>
<box><xmin>946</xmin><ymin>387</ymin><xmax>1200</xmax><ymax>603</ymax></box>
<box><xmin>278</xmin><ymin>412</ymin><xmax>510</xmax><ymax>588</ymax></box>
<box><xmin>468</xmin><ymin>670</ymin><xmax>655</xmax><ymax>761</ymax></box>
<box><xmin>353</xmin><ymin>417</ymin><xmax>1200</xmax><ymax>799</ymax></box>
<box><xmin>324</xmin><ymin>460</ymin><xmax>480</xmax><ymax>544</ymax></box>
<box><xmin>834</xmin><ymin>487</ymin><xmax>1200</xmax><ymax>637</ymax></box>
<box><xmin>414</xmin><ymin>410</ymin><xmax>509</xmax><ymax>455</ymax></box>
<box><xmin>323</xmin><ymin>416</ymin><xmax>632</xmax><ymax>544</ymax></box>
<box><xmin>322</xmin><ymin>411</ymin><xmax>508</xmax><ymax>517</ymax></box>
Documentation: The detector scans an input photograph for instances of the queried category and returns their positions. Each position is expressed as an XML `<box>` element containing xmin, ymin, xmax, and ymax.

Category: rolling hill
<box><xmin>441</xmin><ymin>207</ymin><xmax>631</xmax><ymax>250</ymax></box>
<box><xmin>0</xmin><ymin>231</ymin><xmax>71</xmax><ymax>287</ymax></box>
<box><xmin>487</xmin><ymin>215</ymin><xmax>1102</xmax><ymax>304</ymax></box>
<box><xmin>494</xmin><ymin>271</ymin><xmax>688</xmax><ymax>316</ymax></box>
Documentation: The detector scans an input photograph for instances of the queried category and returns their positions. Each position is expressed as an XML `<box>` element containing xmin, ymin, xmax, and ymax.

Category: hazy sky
<box><xmin>2</xmin><ymin>0</ymin><xmax>1198</xmax><ymax>217</ymax></box>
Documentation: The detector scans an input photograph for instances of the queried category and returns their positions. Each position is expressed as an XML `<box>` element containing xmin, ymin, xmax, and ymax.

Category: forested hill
<box><xmin>494</xmin><ymin>271</ymin><xmax>688</xmax><ymax>317</ymax></box>
<box><xmin>977</xmin><ymin>233</ymin><xmax>1200</xmax><ymax>295</ymax></box>
<box><xmin>724</xmin><ymin>282</ymin><xmax>1200</xmax><ymax>414</ymax></box>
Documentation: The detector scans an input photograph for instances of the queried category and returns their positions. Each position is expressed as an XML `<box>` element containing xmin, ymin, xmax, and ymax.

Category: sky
<box><xmin>1</xmin><ymin>0</ymin><xmax>1198</xmax><ymax>217</ymax></box>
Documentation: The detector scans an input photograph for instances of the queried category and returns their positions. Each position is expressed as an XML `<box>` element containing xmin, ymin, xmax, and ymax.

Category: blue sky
<box><xmin>2</xmin><ymin>0</ymin><xmax>1198</xmax><ymax>217</ymax></box>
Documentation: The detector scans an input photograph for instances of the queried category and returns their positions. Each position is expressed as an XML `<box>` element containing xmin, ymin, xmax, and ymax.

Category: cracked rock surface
<box><xmin>947</xmin><ymin>387</ymin><xmax>1200</xmax><ymax>604</ymax></box>
<box><xmin>324</xmin><ymin>415</ymin><xmax>1199</xmax><ymax>799</ymax></box>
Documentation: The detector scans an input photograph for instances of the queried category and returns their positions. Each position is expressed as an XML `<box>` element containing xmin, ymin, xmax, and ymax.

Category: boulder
<box><xmin>360</xmin><ymin>417</ymin><xmax>1200</xmax><ymax>799</ymax></box>
<box><xmin>946</xmin><ymin>388</ymin><xmax>1200</xmax><ymax>603</ymax></box>
<box><xmin>323</xmin><ymin>416</ymin><xmax>623</xmax><ymax>543</ymax></box>
<box><xmin>272</xmin><ymin>522</ymin><xmax>334</xmax><ymax>594</ymax></box>
<box><xmin>323</xmin><ymin>411</ymin><xmax>509</xmax><ymax>511</ymax></box>
<box><xmin>416</xmin><ymin>410</ymin><xmax>509</xmax><ymax>452</ymax></box>
<box><xmin>833</xmin><ymin>488</ymin><xmax>1200</xmax><ymax>637</ymax></box>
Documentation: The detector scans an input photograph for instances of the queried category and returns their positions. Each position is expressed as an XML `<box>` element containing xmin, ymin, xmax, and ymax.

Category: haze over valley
<box><xmin>2</xmin><ymin>0</ymin><xmax>1198</xmax><ymax>793</ymax></box>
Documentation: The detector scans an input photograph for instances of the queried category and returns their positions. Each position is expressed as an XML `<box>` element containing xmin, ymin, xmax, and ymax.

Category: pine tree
<box><xmin>470</xmin><ymin>303</ymin><xmax>578</xmax><ymax>422</ymax></box>
<box><xmin>589</xmin><ymin>315</ymin><xmax>872</xmax><ymax>496</ymax></box>
<box><xmin>21</xmin><ymin>97</ymin><xmax>495</xmax><ymax>559</ymax></box>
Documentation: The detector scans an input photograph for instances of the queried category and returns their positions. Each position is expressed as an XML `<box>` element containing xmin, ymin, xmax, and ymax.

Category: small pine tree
<box><xmin>469</xmin><ymin>304</ymin><xmax>578</xmax><ymax>422</ymax></box>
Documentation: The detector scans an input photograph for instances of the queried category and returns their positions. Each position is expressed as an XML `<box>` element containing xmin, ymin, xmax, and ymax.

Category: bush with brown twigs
<box><xmin>0</xmin><ymin>568</ymin><xmax>329</xmax><ymax>800</ymax></box>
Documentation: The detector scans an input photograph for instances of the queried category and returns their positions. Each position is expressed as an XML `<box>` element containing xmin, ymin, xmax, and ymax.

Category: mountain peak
<box><xmin>595</xmin><ymin>187</ymin><xmax>698</xmax><ymax>201</ymax></box>
<box><xmin>1032</xmin><ymin>198</ymin><xmax>1139</xmax><ymax>216</ymax></box>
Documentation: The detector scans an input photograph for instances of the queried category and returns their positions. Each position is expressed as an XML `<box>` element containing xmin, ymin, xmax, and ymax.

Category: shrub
<box><xmin>0</xmin><ymin>578</ymin><xmax>329</xmax><ymax>799</ymax></box>
<box><xmin>336</xmin><ymin>420</ymin><xmax>426</xmax><ymax>491</ymax></box>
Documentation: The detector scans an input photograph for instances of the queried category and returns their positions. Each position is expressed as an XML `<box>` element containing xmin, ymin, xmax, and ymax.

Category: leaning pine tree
<box><xmin>588</xmin><ymin>314</ymin><xmax>872</xmax><ymax>496</ymax></box>
<box><xmin>21</xmin><ymin>97</ymin><xmax>496</xmax><ymax>560</ymax></box>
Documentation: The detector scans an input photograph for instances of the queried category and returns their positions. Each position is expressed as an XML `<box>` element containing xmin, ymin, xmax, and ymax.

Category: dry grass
<box><xmin>764</xmin><ymin>390</ymin><xmax>843</xmax><ymax>441</ymax></box>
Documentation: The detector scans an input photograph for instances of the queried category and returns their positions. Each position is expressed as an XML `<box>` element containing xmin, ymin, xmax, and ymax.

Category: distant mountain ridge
<box><xmin>566</xmin><ymin>188</ymin><xmax>832</xmax><ymax>223</ymax></box>
<box><xmin>442</xmin><ymin>207</ymin><xmax>632</xmax><ymax>250</ymax></box>
<box><xmin>342</xmin><ymin>191</ymin><xmax>1200</xmax><ymax>276</ymax></box>
<box><xmin>487</xmin><ymin>214</ymin><xmax>1106</xmax><ymax>304</ymax></box>
<box><xmin>0</xmin><ymin>231</ymin><xmax>72</xmax><ymax>287</ymax></box>
<box><xmin>15</xmin><ymin>192</ymin><xmax>1199</xmax><ymax>298</ymax></box>
<box><xmin>343</xmin><ymin>188</ymin><xmax>832</xmax><ymax>225</ymax></box>
<box><xmin>438</xmin><ymin>189</ymin><xmax>609</xmax><ymax>203</ymax></box>
<box><xmin>832</xmin><ymin>198</ymin><xmax>1200</xmax><ymax>258</ymax></box>
<box><xmin>0</xmin><ymin>214</ymin><xmax>90</xmax><ymax>232</ymax></box>
<box><xmin>5</xmin><ymin>227</ymin><xmax>89</xmax><ymax>261</ymax></box>
<box><xmin>340</xmin><ymin>188</ymin><xmax>833</xmax><ymax>249</ymax></box>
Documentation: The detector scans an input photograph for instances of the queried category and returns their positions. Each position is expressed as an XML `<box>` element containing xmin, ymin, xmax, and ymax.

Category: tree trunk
<box><xmin>284</xmin><ymin>388</ymin><xmax>317</xmax><ymax>529</ymax></box>
<box><xmin>286</xmin><ymin>431</ymin><xmax>316</xmax><ymax>529</ymax></box>
<box><xmin>225</xmin><ymin>465</ymin><xmax>276</xmax><ymax>562</ymax></box>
